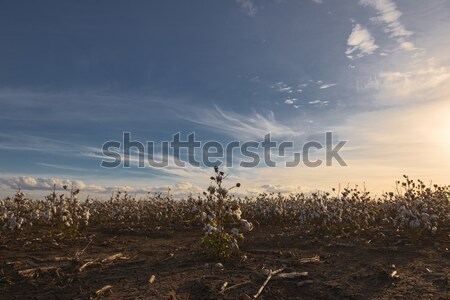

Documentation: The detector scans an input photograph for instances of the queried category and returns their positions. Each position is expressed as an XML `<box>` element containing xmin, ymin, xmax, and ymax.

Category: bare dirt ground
<box><xmin>0</xmin><ymin>225</ymin><xmax>449</xmax><ymax>300</ymax></box>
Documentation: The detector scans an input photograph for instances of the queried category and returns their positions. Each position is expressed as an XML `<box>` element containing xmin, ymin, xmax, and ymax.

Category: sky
<box><xmin>0</xmin><ymin>0</ymin><xmax>449</xmax><ymax>198</ymax></box>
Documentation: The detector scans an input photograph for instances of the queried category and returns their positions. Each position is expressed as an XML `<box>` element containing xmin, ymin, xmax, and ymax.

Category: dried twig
<box><xmin>101</xmin><ymin>252</ymin><xmax>129</xmax><ymax>263</ymax></box>
<box><xmin>18</xmin><ymin>265</ymin><xmax>63</xmax><ymax>278</ymax></box>
<box><xmin>92</xmin><ymin>285</ymin><xmax>113</xmax><ymax>298</ymax></box>
<box><xmin>220</xmin><ymin>280</ymin><xmax>252</xmax><ymax>294</ymax></box>
<box><xmin>75</xmin><ymin>239</ymin><xmax>92</xmax><ymax>259</ymax></box>
<box><xmin>274</xmin><ymin>271</ymin><xmax>308</xmax><ymax>279</ymax></box>
<box><xmin>299</xmin><ymin>255</ymin><xmax>321</xmax><ymax>264</ymax></box>
<box><xmin>219</xmin><ymin>281</ymin><xmax>228</xmax><ymax>294</ymax></box>
<box><xmin>253</xmin><ymin>268</ymin><xmax>284</xmax><ymax>299</ymax></box>
<box><xmin>148</xmin><ymin>275</ymin><xmax>156</xmax><ymax>284</ymax></box>
<box><xmin>78</xmin><ymin>259</ymin><xmax>99</xmax><ymax>272</ymax></box>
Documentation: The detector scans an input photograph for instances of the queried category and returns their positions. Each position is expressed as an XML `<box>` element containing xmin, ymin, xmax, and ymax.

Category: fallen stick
<box><xmin>299</xmin><ymin>255</ymin><xmax>321</xmax><ymax>264</ymax></box>
<box><xmin>93</xmin><ymin>285</ymin><xmax>113</xmax><ymax>298</ymax></box>
<box><xmin>274</xmin><ymin>271</ymin><xmax>308</xmax><ymax>279</ymax></box>
<box><xmin>219</xmin><ymin>281</ymin><xmax>228</xmax><ymax>294</ymax></box>
<box><xmin>79</xmin><ymin>259</ymin><xmax>99</xmax><ymax>272</ymax></box>
<box><xmin>221</xmin><ymin>280</ymin><xmax>252</xmax><ymax>294</ymax></box>
<box><xmin>18</xmin><ymin>266</ymin><xmax>58</xmax><ymax>277</ymax></box>
<box><xmin>101</xmin><ymin>253</ymin><xmax>129</xmax><ymax>263</ymax></box>
<box><xmin>76</xmin><ymin>239</ymin><xmax>93</xmax><ymax>258</ymax></box>
<box><xmin>253</xmin><ymin>268</ymin><xmax>284</xmax><ymax>299</ymax></box>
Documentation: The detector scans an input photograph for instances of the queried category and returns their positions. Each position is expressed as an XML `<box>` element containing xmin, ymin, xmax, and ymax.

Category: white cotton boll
<box><xmin>233</xmin><ymin>208</ymin><xmax>242</xmax><ymax>220</ymax></box>
<box><xmin>243</xmin><ymin>221</ymin><xmax>254</xmax><ymax>232</ymax></box>
<box><xmin>204</xmin><ymin>223</ymin><xmax>216</xmax><ymax>234</ymax></box>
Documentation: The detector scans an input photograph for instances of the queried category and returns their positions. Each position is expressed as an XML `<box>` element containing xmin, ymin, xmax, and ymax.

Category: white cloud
<box><xmin>359</xmin><ymin>0</ymin><xmax>416</xmax><ymax>51</ymax></box>
<box><xmin>236</xmin><ymin>0</ymin><xmax>257</xmax><ymax>16</ymax></box>
<box><xmin>180</xmin><ymin>105</ymin><xmax>300</xmax><ymax>139</ymax></box>
<box><xmin>260</xmin><ymin>184</ymin><xmax>313</xmax><ymax>194</ymax></box>
<box><xmin>399</xmin><ymin>41</ymin><xmax>416</xmax><ymax>51</ymax></box>
<box><xmin>308</xmin><ymin>99</ymin><xmax>329</xmax><ymax>105</ymax></box>
<box><xmin>284</xmin><ymin>98</ymin><xmax>297</xmax><ymax>104</ymax></box>
<box><xmin>0</xmin><ymin>133</ymin><xmax>84</xmax><ymax>154</ymax></box>
<box><xmin>319</xmin><ymin>83</ymin><xmax>338</xmax><ymax>89</ymax></box>
<box><xmin>272</xmin><ymin>82</ymin><xmax>293</xmax><ymax>93</ymax></box>
<box><xmin>1</xmin><ymin>176</ymin><xmax>89</xmax><ymax>191</ymax></box>
<box><xmin>346</xmin><ymin>24</ymin><xmax>379</xmax><ymax>59</ymax></box>
<box><xmin>360</xmin><ymin>62</ymin><xmax>450</xmax><ymax>104</ymax></box>
<box><xmin>312</xmin><ymin>0</ymin><xmax>323</xmax><ymax>4</ymax></box>
<box><xmin>0</xmin><ymin>176</ymin><xmax>204</xmax><ymax>197</ymax></box>
<box><xmin>359</xmin><ymin>0</ymin><xmax>412</xmax><ymax>38</ymax></box>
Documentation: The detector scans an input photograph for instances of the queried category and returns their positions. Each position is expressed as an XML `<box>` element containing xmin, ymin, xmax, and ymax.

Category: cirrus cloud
<box><xmin>346</xmin><ymin>24</ymin><xmax>379</xmax><ymax>59</ymax></box>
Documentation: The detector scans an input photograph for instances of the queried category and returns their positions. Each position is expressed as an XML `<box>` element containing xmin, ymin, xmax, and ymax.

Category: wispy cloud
<box><xmin>236</xmin><ymin>0</ymin><xmax>257</xmax><ymax>16</ymax></box>
<box><xmin>36</xmin><ymin>163</ymin><xmax>92</xmax><ymax>173</ymax></box>
<box><xmin>359</xmin><ymin>0</ymin><xmax>411</xmax><ymax>38</ymax></box>
<box><xmin>271</xmin><ymin>82</ymin><xmax>293</xmax><ymax>93</ymax></box>
<box><xmin>359</xmin><ymin>0</ymin><xmax>416</xmax><ymax>51</ymax></box>
<box><xmin>312</xmin><ymin>0</ymin><xmax>323</xmax><ymax>4</ymax></box>
<box><xmin>361</xmin><ymin>62</ymin><xmax>450</xmax><ymax>105</ymax></box>
<box><xmin>0</xmin><ymin>133</ymin><xmax>87</xmax><ymax>155</ymax></box>
<box><xmin>319</xmin><ymin>83</ymin><xmax>338</xmax><ymax>89</ymax></box>
<box><xmin>180</xmin><ymin>105</ymin><xmax>300</xmax><ymax>139</ymax></box>
<box><xmin>346</xmin><ymin>23</ymin><xmax>379</xmax><ymax>59</ymax></box>
<box><xmin>83</xmin><ymin>147</ymin><xmax>212</xmax><ymax>180</ymax></box>
<box><xmin>284</xmin><ymin>97</ymin><xmax>297</xmax><ymax>105</ymax></box>
<box><xmin>308</xmin><ymin>99</ymin><xmax>329</xmax><ymax>106</ymax></box>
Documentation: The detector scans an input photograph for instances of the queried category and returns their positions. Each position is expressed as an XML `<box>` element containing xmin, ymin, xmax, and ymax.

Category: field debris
<box><xmin>101</xmin><ymin>252</ymin><xmax>130</xmax><ymax>263</ymax></box>
<box><xmin>274</xmin><ymin>271</ymin><xmax>309</xmax><ymax>279</ymax></box>
<box><xmin>78</xmin><ymin>259</ymin><xmax>99</xmax><ymax>272</ymax></box>
<box><xmin>92</xmin><ymin>284</ymin><xmax>113</xmax><ymax>299</ymax></box>
<box><xmin>220</xmin><ymin>279</ymin><xmax>252</xmax><ymax>294</ymax></box>
<box><xmin>18</xmin><ymin>265</ymin><xmax>62</xmax><ymax>279</ymax></box>
<box><xmin>219</xmin><ymin>281</ymin><xmax>228</xmax><ymax>294</ymax></box>
<box><xmin>253</xmin><ymin>268</ymin><xmax>284</xmax><ymax>298</ymax></box>
<box><xmin>299</xmin><ymin>255</ymin><xmax>321</xmax><ymax>264</ymax></box>
<box><xmin>149</xmin><ymin>274</ymin><xmax>156</xmax><ymax>284</ymax></box>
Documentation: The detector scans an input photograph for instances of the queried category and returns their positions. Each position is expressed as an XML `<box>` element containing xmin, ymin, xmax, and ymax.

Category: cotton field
<box><xmin>1</xmin><ymin>176</ymin><xmax>448</xmax><ymax>238</ymax></box>
<box><xmin>1</xmin><ymin>175</ymin><xmax>449</xmax><ymax>299</ymax></box>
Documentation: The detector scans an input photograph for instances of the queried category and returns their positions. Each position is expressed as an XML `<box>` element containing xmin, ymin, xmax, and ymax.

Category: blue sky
<box><xmin>1</xmin><ymin>0</ymin><xmax>449</xmax><ymax>197</ymax></box>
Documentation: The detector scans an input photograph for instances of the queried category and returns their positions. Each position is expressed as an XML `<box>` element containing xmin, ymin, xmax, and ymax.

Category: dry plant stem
<box><xmin>221</xmin><ymin>280</ymin><xmax>252</xmax><ymax>294</ymax></box>
<box><xmin>219</xmin><ymin>281</ymin><xmax>228</xmax><ymax>294</ymax></box>
<box><xmin>253</xmin><ymin>268</ymin><xmax>284</xmax><ymax>299</ymax></box>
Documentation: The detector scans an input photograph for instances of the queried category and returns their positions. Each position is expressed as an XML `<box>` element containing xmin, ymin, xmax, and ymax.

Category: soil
<box><xmin>0</xmin><ymin>225</ymin><xmax>448</xmax><ymax>300</ymax></box>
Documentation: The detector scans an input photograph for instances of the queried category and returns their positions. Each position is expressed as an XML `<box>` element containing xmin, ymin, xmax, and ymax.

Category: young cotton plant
<box><xmin>199</xmin><ymin>166</ymin><xmax>253</xmax><ymax>258</ymax></box>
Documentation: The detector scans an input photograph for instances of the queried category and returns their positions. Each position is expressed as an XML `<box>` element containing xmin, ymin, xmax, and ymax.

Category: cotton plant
<box><xmin>197</xmin><ymin>166</ymin><xmax>252</xmax><ymax>258</ymax></box>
